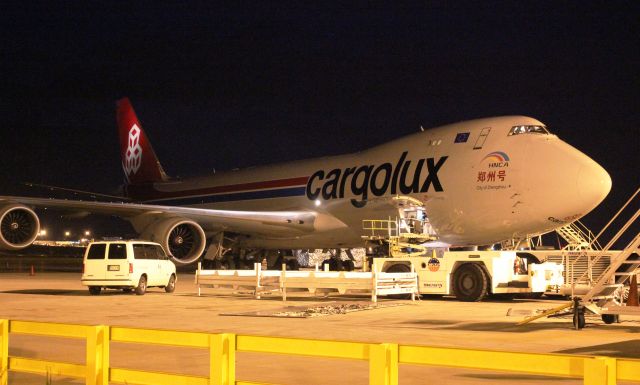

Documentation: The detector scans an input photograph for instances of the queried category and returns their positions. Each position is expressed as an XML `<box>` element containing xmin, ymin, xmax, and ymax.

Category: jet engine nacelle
<box><xmin>0</xmin><ymin>204</ymin><xmax>40</xmax><ymax>250</ymax></box>
<box><xmin>141</xmin><ymin>217</ymin><xmax>206</xmax><ymax>265</ymax></box>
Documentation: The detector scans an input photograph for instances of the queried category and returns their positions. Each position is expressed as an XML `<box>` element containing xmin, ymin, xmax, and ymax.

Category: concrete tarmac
<box><xmin>2</xmin><ymin>272</ymin><xmax>640</xmax><ymax>384</ymax></box>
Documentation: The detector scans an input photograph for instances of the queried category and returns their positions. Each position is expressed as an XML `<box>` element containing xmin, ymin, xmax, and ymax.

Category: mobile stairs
<box><xmin>519</xmin><ymin>186</ymin><xmax>640</xmax><ymax>329</ymax></box>
<box><xmin>553</xmin><ymin>220</ymin><xmax>610</xmax><ymax>294</ymax></box>
<box><xmin>556</xmin><ymin>220</ymin><xmax>601</xmax><ymax>251</ymax></box>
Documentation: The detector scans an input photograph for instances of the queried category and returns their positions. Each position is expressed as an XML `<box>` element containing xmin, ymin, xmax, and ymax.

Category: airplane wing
<box><xmin>0</xmin><ymin>195</ymin><xmax>317</xmax><ymax>238</ymax></box>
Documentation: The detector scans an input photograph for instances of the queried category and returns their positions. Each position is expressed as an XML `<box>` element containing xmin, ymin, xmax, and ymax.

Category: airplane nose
<box><xmin>576</xmin><ymin>158</ymin><xmax>611</xmax><ymax>210</ymax></box>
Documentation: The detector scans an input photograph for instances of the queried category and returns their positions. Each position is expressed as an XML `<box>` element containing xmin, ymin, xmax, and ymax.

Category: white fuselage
<box><xmin>128</xmin><ymin>116</ymin><xmax>611</xmax><ymax>249</ymax></box>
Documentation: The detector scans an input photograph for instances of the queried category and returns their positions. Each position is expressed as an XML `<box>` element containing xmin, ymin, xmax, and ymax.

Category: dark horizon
<box><xmin>1</xmin><ymin>3</ymin><xmax>638</xmax><ymax>245</ymax></box>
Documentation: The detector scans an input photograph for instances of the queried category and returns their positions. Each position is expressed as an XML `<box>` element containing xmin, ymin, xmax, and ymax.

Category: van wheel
<box><xmin>452</xmin><ymin>264</ymin><xmax>488</xmax><ymax>302</ymax></box>
<box><xmin>165</xmin><ymin>275</ymin><xmax>176</xmax><ymax>293</ymax></box>
<box><xmin>88</xmin><ymin>286</ymin><xmax>101</xmax><ymax>295</ymax></box>
<box><xmin>135</xmin><ymin>276</ymin><xmax>147</xmax><ymax>295</ymax></box>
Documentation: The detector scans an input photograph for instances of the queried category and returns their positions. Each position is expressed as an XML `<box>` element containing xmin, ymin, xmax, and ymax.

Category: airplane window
<box><xmin>508</xmin><ymin>125</ymin><xmax>549</xmax><ymax>136</ymax></box>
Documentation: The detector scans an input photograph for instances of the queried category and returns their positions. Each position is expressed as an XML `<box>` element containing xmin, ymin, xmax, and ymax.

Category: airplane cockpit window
<box><xmin>508</xmin><ymin>125</ymin><xmax>549</xmax><ymax>136</ymax></box>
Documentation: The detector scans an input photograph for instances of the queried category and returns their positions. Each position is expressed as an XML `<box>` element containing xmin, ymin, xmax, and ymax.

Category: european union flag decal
<box><xmin>454</xmin><ymin>132</ymin><xmax>470</xmax><ymax>143</ymax></box>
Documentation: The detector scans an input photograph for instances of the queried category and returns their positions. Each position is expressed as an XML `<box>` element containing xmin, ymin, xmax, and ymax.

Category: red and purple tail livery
<box><xmin>116</xmin><ymin>98</ymin><xmax>169</xmax><ymax>185</ymax></box>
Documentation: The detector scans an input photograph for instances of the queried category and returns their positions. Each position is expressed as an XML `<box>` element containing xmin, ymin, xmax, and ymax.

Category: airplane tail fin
<box><xmin>116</xmin><ymin>98</ymin><xmax>169</xmax><ymax>185</ymax></box>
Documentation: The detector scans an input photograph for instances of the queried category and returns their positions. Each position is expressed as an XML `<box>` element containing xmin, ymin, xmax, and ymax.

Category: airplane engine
<box><xmin>0</xmin><ymin>204</ymin><xmax>40</xmax><ymax>250</ymax></box>
<box><xmin>142</xmin><ymin>217</ymin><xmax>206</xmax><ymax>265</ymax></box>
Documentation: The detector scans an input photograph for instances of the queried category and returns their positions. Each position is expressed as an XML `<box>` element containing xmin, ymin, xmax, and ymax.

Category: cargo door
<box><xmin>83</xmin><ymin>243</ymin><xmax>107</xmax><ymax>281</ymax></box>
<box><xmin>105</xmin><ymin>243</ymin><xmax>128</xmax><ymax>283</ymax></box>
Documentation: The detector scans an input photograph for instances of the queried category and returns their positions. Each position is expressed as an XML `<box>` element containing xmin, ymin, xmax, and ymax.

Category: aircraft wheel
<box><xmin>165</xmin><ymin>274</ymin><xmax>176</xmax><ymax>293</ymax></box>
<box><xmin>88</xmin><ymin>286</ymin><xmax>101</xmax><ymax>295</ymax></box>
<box><xmin>323</xmin><ymin>258</ymin><xmax>343</xmax><ymax>271</ymax></box>
<box><xmin>286</xmin><ymin>258</ymin><xmax>300</xmax><ymax>271</ymax></box>
<box><xmin>135</xmin><ymin>275</ymin><xmax>147</xmax><ymax>295</ymax></box>
<box><xmin>601</xmin><ymin>314</ymin><xmax>619</xmax><ymax>324</ymax></box>
<box><xmin>344</xmin><ymin>260</ymin><xmax>355</xmax><ymax>271</ymax></box>
<box><xmin>573</xmin><ymin>310</ymin><xmax>585</xmax><ymax>330</ymax></box>
<box><xmin>452</xmin><ymin>264</ymin><xmax>488</xmax><ymax>302</ymax></box>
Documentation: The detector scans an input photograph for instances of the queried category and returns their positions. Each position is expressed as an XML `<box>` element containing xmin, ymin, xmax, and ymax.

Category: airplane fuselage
<box><xmin>126</xmin><ymin>116</ymin><xmax>611</xmax><ymax>249</ymax></box>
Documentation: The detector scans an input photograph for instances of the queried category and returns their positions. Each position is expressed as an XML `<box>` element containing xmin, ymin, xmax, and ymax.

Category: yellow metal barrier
<box><xmin>1</xmin><ymin>319</ymin><xmax>640</xmax><ymax>385</ymax></box>
<box><xmin>1</xmin><ymin>320</ymin><xmax>8</xmax><ymax>385</ymax></box>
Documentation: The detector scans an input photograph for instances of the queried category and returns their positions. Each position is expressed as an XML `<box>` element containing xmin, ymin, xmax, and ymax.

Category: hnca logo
<box><xmin>481</xmin><ymin>151</ymin><xmax>510</xmax><ymax>168</ymax></box>
<box><xmin>123</xmin><ymin>124</ymin><xmax>143</xmax><ymax>176</ymax></box>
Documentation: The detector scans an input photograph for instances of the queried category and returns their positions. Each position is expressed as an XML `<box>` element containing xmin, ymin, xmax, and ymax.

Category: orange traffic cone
<box><xmin>627</xmin><ymin>274</ymin><xmax>639</xmax><ymax>307</ymax></box>
<box><xmin>30</xmin><ymin>264</ymin><xmax>35</xmax><ymax>276</ymax></box>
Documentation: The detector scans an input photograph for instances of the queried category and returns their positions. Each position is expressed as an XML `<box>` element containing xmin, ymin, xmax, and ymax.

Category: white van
<box><xmin>81</xmin><ymin>240</ymin><xmax>177</xmax><ymax>295</ymax></box>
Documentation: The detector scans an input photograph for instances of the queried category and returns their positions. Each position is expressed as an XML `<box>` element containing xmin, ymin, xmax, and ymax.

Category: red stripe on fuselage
<box><xmin>127</xmin><ymin>176</ymin><xmax>310</xmax><ymax>202</ymax></box>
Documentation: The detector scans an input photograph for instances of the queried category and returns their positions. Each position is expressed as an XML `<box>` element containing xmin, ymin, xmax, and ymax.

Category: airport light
<box><xmin>84</xmin><ymin>230</ymin><xmax>91</xmax><ymax>236</ymax></box>
<box><xmin>38</xmin><ymin>229</ymin><xmax>47</xmax><ymax>237</ymax></box>
<box><xmin>64</xmin><ymin>231</ymin><xmax>71</xmax><ymax>237</ymax></box>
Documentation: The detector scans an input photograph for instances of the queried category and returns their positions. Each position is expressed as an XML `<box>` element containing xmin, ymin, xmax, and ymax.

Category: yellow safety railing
<box><xmin>2</xmin><ymin>319</ymin><xmax>640</xmax><ymax>385</ymax></box>
<box><xmin>362</xmin><ymin>219</ymin><xmax>398</xmax><ymax>238</ymax></box>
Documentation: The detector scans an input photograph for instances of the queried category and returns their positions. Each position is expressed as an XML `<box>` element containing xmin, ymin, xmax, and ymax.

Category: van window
<box><xmin>152</xmin><ymin>245</ymin><xmax>168</xmax><ymax>260</ymax></box>
<box><xmin>86</xmin><ymin>244</ymin><xmax>106</xmax><ymax>260</ymax></box>
<box><xmin>133</xmin><ymin>244</ymin><xmax>147</xmax><ymax>259</ymax></box>
<box><xmin>133</xmin><ymin>244</ymin><xmax>157</xmax><ymax>260</ymax></box>
<box><xmin>145</xmin><ymin>244</ymin><xmax>162</xmax><ymax>260</ymax></box>
<box><xmin>108</xmin><ymin>243</ymin><xmax>127</xmax><ymax>260</ymax></box>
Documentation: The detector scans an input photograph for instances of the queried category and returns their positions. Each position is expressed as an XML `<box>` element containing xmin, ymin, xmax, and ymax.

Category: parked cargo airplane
<box><xmin>0</xmin><ymin>98</ymin><xmax>611</xmax><ymax>265</ymax></box>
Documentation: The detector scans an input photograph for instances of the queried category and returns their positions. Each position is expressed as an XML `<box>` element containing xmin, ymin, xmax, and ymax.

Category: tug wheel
<box><xmin>385</xmin><ymin>264</ymin><xmax>413</xmax><ymax>299</ymax></box>
<box><xmin>452</xmin><ymin>263</ymin><xmax>488</xmax><ymax>302</ymax></box>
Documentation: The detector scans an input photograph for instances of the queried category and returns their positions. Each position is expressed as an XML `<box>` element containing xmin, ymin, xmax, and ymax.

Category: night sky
<box><xmin>1</xmin><ymin>2</ymin><xmax>638</xmax><ymax>241</ymax></box>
